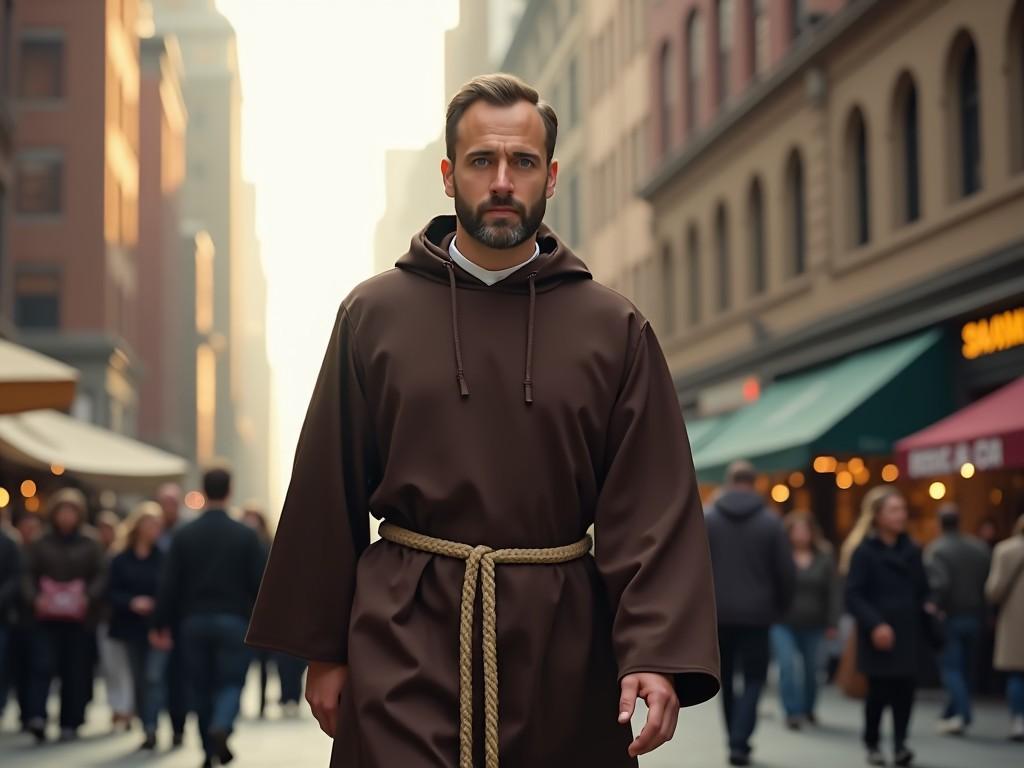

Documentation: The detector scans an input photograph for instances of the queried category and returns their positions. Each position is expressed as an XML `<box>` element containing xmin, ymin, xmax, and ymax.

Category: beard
<box><xmin>453</xmin><ymin>182</ymin><xmax>546</xmax><ymax>250</ymax></box>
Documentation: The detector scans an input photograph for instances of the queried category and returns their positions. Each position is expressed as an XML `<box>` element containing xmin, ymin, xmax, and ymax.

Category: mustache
<box><xmin>479</xmin><ymin>197</ymin><xmax>525</xmax><ymax>215</ymax></box>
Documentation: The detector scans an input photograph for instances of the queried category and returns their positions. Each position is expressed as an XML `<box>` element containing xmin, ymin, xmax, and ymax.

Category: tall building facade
<box><xmin>6</xmin><ymin>0</ymin><xmax>144</xmax><ymax>433</ymax></box>
<box><xmin>0</xmin><ymin>0</ymin><xmax>14</xmax><ymax>337</ymax></box>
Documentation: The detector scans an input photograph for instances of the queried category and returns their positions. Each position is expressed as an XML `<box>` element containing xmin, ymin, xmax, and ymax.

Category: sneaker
<box><xmin>208</xmin><ymin>729</ymin><xmax>234</xmax><ymax>765</ymax></box>
<box><xmin>786</xmin><ymin>716</ymin><xmax>803</xmax><ymax>730</ymax></box>
<box><xmin>894</xmin><ymin>746</ymin><xmax>914</xmax><ymax>766</ymax></box>
<box><xmin>806</xmin><ymin>712</ymin><xmax>819</xmax><ymax>726</ymax></box>
<box><xmin>172</xmin><ymin>731</ymin><xmax>185</xmax><ymax>748</ymax></box>
<box><xmin>936</xmin><ymin>715</ymin><xmax>965</xmax><ymax>735</ymax></box>
<box><xmin>866</xmin><ymin>748</ymin><xmax>886</xmax><ymax>766</ymax></box>
<box><xmin>27</xmin><ymin>718</ymin><xmax>46</xmax><ymax>744</ymax></box>
<box><xmin>139</xmin><ymin>731</ymin><xmax>158</xmax><ymax>751</ymax></box>
<box><xmin>1010</xmin><ymin>715</ymin><xmax>1024</xmax><ymax>742</ymax></box>
<box><xmin>58</xmin><ymin>728</ymin><xmax>78</xmax><ymax>743</ymax></box>
<box><xmin>728</xmin><ymin>752</ymin><xmax>752</xmax><ymax>766</ymax></box>
<box><xmin>282</xmin><ymin>701</ymin><xmax>300</xmax><ymax>719</ymax></box>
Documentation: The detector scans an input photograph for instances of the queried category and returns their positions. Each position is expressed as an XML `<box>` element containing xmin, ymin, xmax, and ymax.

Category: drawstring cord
<box><xmin>523</xmin><ymin>273</ymin><xmax>537</xmax><ymax>405</ymax></box>
<box><xmin>445</xmin><ymin>261</ymin><xmax>471</xmax><ymax>398</ymax></box>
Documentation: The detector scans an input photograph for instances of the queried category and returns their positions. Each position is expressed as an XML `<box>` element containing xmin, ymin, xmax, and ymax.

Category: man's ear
<box><xmin>545</xmin><ymin>159</ymin><xmax>559</xmax><ymax>200</ymax></box>
<box><xmin>441</xmin><ymin>157</ymin><xmax>455</xmax><ymax>199</ymax></box>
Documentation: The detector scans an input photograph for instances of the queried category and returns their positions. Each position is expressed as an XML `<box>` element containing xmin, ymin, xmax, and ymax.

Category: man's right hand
<box><xmin>307</xmin><ymin>661</ymin><xmax>349</xmax><ymax>738</ymax></box>
<box><xmin>871</xmin><ymin>623</ymin><xmax>895</xmax><ymax>651</ymax></box>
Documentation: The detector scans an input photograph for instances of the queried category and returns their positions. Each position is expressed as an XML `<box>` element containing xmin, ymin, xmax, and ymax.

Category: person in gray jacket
<box><xmin>706</xmin><ymin>461</ymin><xmax>796</xmax><ymax>766</ymax></box>
<box><xmin>925</xmin><ymin>503</ymin><xmax>991</xmax><ymax>735</ymax></box>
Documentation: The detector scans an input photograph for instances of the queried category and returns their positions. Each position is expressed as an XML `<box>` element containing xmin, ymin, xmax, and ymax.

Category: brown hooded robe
<box><xmin>246</xmin><ymin>216</ymin><xmax>720</xmax><ymax>767</ymax></box>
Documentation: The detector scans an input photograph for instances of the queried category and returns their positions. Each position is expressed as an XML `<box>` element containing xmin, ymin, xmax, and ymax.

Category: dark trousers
<box><xmin>939</xmin><ymin>614</ymin><xmax>980</xmax><ymax>723</ymax></box>
<box><xmin>181</xmin><ymin>613</ymin><xmax>251</xmax><ymax>758</ymax></box>
<box><xmin>28</xmin><ymin>621</ymin><xmax>94</xmax><ymax>729</ymax></box>
<box><xmin>123</xmin><ymin>637</ymin><xmax>159</xmax><ymax>732</ymax></box>
<box><xmin>145</xmin><ymin>636</ymin><xmax>188</xmax><ymax>736</ymax></box>
<box><xmin>864</xmin><ymin>676</ymin><xmax>916</xmax><ymax>750</ymax></box>
<box><xmin>718</xmin><ymin>625</ymin><xmax>771</xmax><ymax>756</ymax></box>
<box><xmin>277</xmin><ymin>653</ymin><xmax>306</xmax><ymax>704</ymax></box>
<box><xmin>10</xmin><ymin>625</ymin><xmax>35</xmax><ymax>726</ymax></box>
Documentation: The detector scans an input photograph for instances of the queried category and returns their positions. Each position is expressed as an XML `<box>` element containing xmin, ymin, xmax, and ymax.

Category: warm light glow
<box><xmin>847</xmin><ymin>457</ymin><xmax>865</xmax><ymax>474</ymax></box>
<box><xmin>813</xmin><ymin>456</ymin><xmax>837</xmax><ymax>473</ymax></box>
<box><xmin>881</xmin><ymin>464</ymin><xmax>900</xmax><ymax>482</ymax></box>
<box><xmin>789</xmin><ymin>471</ymin><xmax>805</xmax><ymax>488</ymax></box>
<box><xmin>836</xmin><ymin>471</ymin><xmax>854</xmax><ymax>490</ymax></box>
<box><xmin>929</xmin><ymin>481</ymin><xmax>947</xmax><ymax>500</ymax></box>
<box><xmin>50</xmin><ymin>464</ymin><xmax>65</xmax><ymax>476</ymax></box>
<box><xmin>20</xmin><ymin>480</ymin><xmax>37</xmax><ymax>498</ymax></box>
<box><xmin>960</xmin><ymin>462</ymin><xmax>976</xmax><ymax>479</ymax></box>
<box><xmin>771</xmin><ymin>484</ymin><xmax>791</xmax><ymax>503</ymax></box>
<box><xmin>0</xmin><ymin>488</ymin><xmax>9</xmax><ymax>509</ymax></box>
<box><xmin>990</xmin><ymin>488</ymin><xmax>1003</xmax><ymax>505</ymax></box>
<box><xmin>854</xmin><ymin>468</ymin><xmax>871</xmax><ymax>486</ymax></box>
<box><xmin>25</xmin><ymin>497</ymin><xmax>40</xmax><ymax>512</ymax></box>
<box><xmin>185</xmin><ymin>491</ymin><xmax>206</xmax><ymax>511</ymax></box>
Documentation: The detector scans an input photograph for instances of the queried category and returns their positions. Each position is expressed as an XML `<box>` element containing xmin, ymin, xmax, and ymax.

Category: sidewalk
<box><xmin>2</xmin><ymin>673</ymin><xmax>1021</xmax><ymax>767</ymax></box>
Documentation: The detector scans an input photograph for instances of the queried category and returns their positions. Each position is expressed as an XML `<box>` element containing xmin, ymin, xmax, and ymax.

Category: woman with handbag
<box><xmin>985</xmin><ymin>513</ymin><xmax>1024</xmax><ymax>741</ymax></box>
<box><xmin>21</xmin><ymin>487</ymin><xmax>107</xmax><ymax>743</ymax></box>
<box><xmin>845</xmin><ymin>486</ymin><xmax>930</xmax><ymax>767</ymax></box>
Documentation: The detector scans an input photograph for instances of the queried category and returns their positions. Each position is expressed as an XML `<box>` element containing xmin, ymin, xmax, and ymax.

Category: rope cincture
<box><xmin>378</xmin><ymin>522</ymin><xmax>592</xmax><ymax>768</ymax></box>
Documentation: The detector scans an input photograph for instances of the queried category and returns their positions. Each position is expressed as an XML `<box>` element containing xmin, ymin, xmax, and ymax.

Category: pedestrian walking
<box><xmin>771</xmin><ymin>509</ymin><xmax>839</xmax><ymax>730</ymax></box>
<box><xmin>984</xmin><ymin>513</ymin><xmax>1024</xmax><ymax>742</ymax></box>
<box><xmin>94</xmin><ymin>509</ymin><xmax>135</xmax><ymax>732</ymax></box>
<box><xmin>706</xmin><ymin>460</ymin><xmax>796</xmax><ymax>765</ymax></box>
<box><xmin>924</xmin><ymin>502</ymin><xmax>992</xmax><ymax>735</ymax></box>
<box><xmin>7</xmin><ymin>510</ymin><xmax>42</xmax><ymax>733</ymax></box>
<box><xmin>845</xmin><ymin>485</ymin><xmax>931</xmax><ymax>767</ymax></box>
<box><xmin>0</xmin><ymin>522</ymin><xmax>21</xmax><ymax>724</ymax></box>
<box><xmin>246</xmin><ymin>73</ymin><xmax>720</xmax><ymax>768</ymax></box>
<box><xmin>22</xmin><ymin>487</ymin><xmax>107</xmax><ymax>743</ymax></box>
<box><xmin>152</xmin><ymin>467</ymin><xmax>265</xmax><ymax>767</ymax></box>
<box><xmin>107</xmin><ymin>501</ymin><xmax>164</xmax><ymax>749</ymax></box>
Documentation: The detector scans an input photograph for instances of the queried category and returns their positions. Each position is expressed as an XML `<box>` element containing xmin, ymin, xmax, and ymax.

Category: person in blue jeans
<box><xmin>985</xmin><ymin>514</ymin><xmax>1024</xmax><ymax>741</ymax></box>
<box><xmin>771</xmin><ymin>510</ymin><xmax>839</xmax><ymax>729</ymax></box>
<box><xmin>151</xmin><ymin>467</ymin><xmax>266</xmax><ymax>767</ymax></box>
<box><xmin>925</xmin><ymin>504</ymin><xmax>991</xmax><ymax>735</ymax></box>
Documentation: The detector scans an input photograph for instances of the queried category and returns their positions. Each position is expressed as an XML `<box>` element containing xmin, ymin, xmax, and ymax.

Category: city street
<box><xmin>2</xmin><ymin>671</ymin><xmax>1021</xmax><ymax>767</ymax></box>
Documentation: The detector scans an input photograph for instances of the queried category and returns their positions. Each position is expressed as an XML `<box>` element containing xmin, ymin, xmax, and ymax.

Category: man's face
<box><xmin>442</xmin><ymin>99</ymin><xmax>558</xmax><ymax>249</ymax></box>
<box><xmin>157</xmin><ymin>486</ymin><xmax>180</xmax><ymax>525</ymax></box>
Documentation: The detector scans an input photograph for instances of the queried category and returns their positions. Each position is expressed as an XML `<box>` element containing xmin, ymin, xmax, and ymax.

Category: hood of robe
<box><xmin>395</xmin><ymin>216</ymin><xmax>591</xmax><ymax>404</ymax></box>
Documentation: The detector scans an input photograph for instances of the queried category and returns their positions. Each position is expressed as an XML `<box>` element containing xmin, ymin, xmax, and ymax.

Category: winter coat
<box><xmin>985</xmin><ymin>533</ymin><xmax>1024</xmax><ymax>671</ymax></box>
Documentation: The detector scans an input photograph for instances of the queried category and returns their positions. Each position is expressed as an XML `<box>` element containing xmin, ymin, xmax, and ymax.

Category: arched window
<box><xmin>947</xmin><ymin>31</ymin><xmax>982</xmax><ymax>198</ymax></box>
<box><xmin>846</xmin><ymin>107</ymin><xmax>870</xmax><ymax>246</ymax></box>
<box><xmin>686</xmin><ymin>10</ymin><xmax>704</xmax><ymax>135</ymax></box>
<box><xmin>686</xmin><ymin>225</ymin><xmax>702</xmax><ymax>326</ymax></box>
<box><xmin>717</xmin><ymin>0</ymin><xmax>733</xmax><ymax>106</ymax></box>
<box><xmin>1009</xmin><ymin>0</ymin><xmax>1024</xmax><ymax>172</ymax></box>
<box><xmin>661</xmin><ymin>243</ymin><xmax>675</xmax><ymax>335</ymax></box>
<box><xmin>715</xmin><ymin>203</ymin><xmax>731</xmax><ymax>312</ymax></box>
<box><xmin>658</xmin><ymin>42</ymin><xmax>675</xmax><ymax>155</ymax></box>
<box><xmin>892</xmin><ymin>72</ymin><xmax>920</xmax><ymax>224</ymax></box>
<box><xmin>748</xmin><ymin>177</ymin><xmax>767</xmax><ymax>296</ymax></box>
<box><xmin>785</xmin><ymin>150</ymin><xmax>806</xmax><ymax>275</ymax></box>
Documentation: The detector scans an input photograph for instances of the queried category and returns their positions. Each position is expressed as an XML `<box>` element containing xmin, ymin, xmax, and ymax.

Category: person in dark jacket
<box><xmin>107</xmin><ymin>501</ymin><xmax>164</xmax><ymax>749</ymax></box>
<box><xmin>152</xmin><ymin>467</ymin><xmax>265</xmax><ymax>768</ymax></box>
<box><xmin>706</xmin><ymin>460</ymin><xmax>796</xmax><ymax>766</ymax></box>
<box><xmin>7</xmin><ymin>511</ymin><xmax>42</xmax><ymax>732</ymax></box>
<box><xmin>924</xmin><ymin>502</ymin><xmax>991</xmax><ymax>735</ymax></box>
<box><xmin>22</xmin><ymin>487</ymin><xmax>106</xmax><ymax>743</ymax></box>
<box><xmin>0</xmin><ymin>523</ymin><xmax>21</xmax><ymax>723</ymax></box>
<box><xmin>771</xmin><ymin>509</ymin><xmax>839</xmax><ymax>729</ymax></box>
<box><xmin>845</xmin><ymin>485</ymin><xmax>931</xmax><ymax>767</ymax></box>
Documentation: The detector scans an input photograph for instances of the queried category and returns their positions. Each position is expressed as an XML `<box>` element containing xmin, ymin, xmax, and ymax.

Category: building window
<box><xmin>18</xmin><ymin>35</ymin><xmax>64</xmax><ymax>101</ymax></box>
<box><xmin>14</xmin><ymin>271</ymin><xmax>61</xmax><ymax>330</ymax></box>
<box><xmin>751</xmin><ymin>0</ymin><xmax>770</xmax><ymax>80</ymax></box>
<box><xmin>717</xmin><ymin>0</ymin><xmax>733</xmax><ymax>106</ymax></box>
<box><xmin>748</xmin><ymin>178</ymin><xmax>767</xmax><ymax>296</ymax></box>
<box><xmin>791</xmin><ymin>0</ymin><xmax>807</xmax><ymax>40</ymax></box>
<box><xmin>686</xmin><ymin>10</ymin><xmax>704</xmax><ymax>135</ymax></box>
<box><xmin>686</xmin><ymin>225</ymin><xmax>702</xmax><ymax>326</ymax></box>
<box><xmin>659</xmin><ymin>42</ymin><xmax>675</xmax><ymax>154</ymax></box>
<box><xmin>15</xmin><ymin>151</ymin><xmax>63</xmax><ymax>215</ymax></box>
<box><xmin>786</xmin><ymin>149</ymin><xmax>806</xmax><ymax>275</ymax></box>
<box><xmin>958</xmin><ymin>39</ymin><xmax>982</xmax><ymax>197</ymax></box>
<box><xmin>893</xmin><ymin>73</ymin><xmax>920</xmax><ymax>224</ymax></box>
<box><xmin>846</xmin><ymin>108</ymin><xmax>870</xmax><ymax>247</ymax></box>
<box><xmin>715</xmin><ymin>203</ymin><xmax>731</xmax><ymax>312</ymax></box>
<box><xmin>661</xmin><ymin>244</ymin><xmax>675</xmax><ymax>335</ymax></box>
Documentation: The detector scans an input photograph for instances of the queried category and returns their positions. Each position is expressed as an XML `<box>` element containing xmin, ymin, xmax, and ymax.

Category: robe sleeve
<box><xmin>245</xmin><ymin>304</ymin><xmax>375</xmax><ymax>663</ymax></box>
<box><xmin>593</xmin><ymin>321</ymin><xmax>721</xmax><ymax>707</ymax></box>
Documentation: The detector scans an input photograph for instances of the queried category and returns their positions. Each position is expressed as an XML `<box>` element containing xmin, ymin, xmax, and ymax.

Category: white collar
<box><xmin>449</xmin><ymin>236</ymin><xmax>541</xmax><ymax>286</ymax></box>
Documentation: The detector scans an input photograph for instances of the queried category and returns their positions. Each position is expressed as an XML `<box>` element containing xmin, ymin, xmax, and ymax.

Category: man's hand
<box><xmin>148</xmin><ymin>628</ymin><xmax>173</xmax><ymax>651</ymax></box>
<box><xmin>130</xmin><ymin>596</ymin><xmax>155</xmax><ymax>615</ymax></box>
<box><xmin>871</xmin><ymin>623</ymin><xmax>895</xmax><ymax>651</ymax></box>
<box><xmin>618</xmin><ymin>672</ymin><xmax>680</xmax><ymax>757</ymax></box>
<box><xmin>306</xmin><ymin>661</ymin><xmax>349</xmax><ymax>738</ymax></box>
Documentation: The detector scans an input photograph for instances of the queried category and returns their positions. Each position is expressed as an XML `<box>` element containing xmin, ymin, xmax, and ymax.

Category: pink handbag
<box><xmin>35</xmin><ymin>577</ymin><xmax>88</xmax><ymax>622</ymax></box>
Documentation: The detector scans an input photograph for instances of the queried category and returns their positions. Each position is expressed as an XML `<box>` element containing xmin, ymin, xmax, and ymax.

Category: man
<box><xmin>925</xmin><ymin>502</ymin><xmax>992</xmax><ymax>735</ymax></box>
<box><xmin>247</xmin><ymin>73</ymin><xmax>719</xmax><ymax>767</ymax></box>
<box><xmin>152</xmin><ymin>467</ymin><xmax>265</xmax><ymax>768</ymax></box>
<box><xmin>705</xmin><ymin>460</ymin><xmax>796</xmax><ymax>766</ymax></box>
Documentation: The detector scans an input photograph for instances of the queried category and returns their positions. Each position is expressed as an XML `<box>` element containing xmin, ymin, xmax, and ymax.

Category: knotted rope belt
<box><xmin>378</xmin><ymin>522</ymin><xmax>592</xmax><ymax>768</ymax></box>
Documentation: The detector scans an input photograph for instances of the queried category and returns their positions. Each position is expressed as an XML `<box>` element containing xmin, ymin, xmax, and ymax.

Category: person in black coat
<box><xmin>0</xmin><ymin>523</ymin><xmax>22</xmax><ymax>721</ymax></box>
<box><xmin>845</xmin><ymin>486</ymin><xmax>931</xmax><ymax>767</ymax></box>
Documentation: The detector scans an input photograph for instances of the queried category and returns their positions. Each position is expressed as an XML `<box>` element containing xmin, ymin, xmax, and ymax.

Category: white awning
<box><xmin>0</xmin><ymin>339</ymin><xmax>78</xmax><ymax>414</ymax></box>
<box><xmin>0</xmin><ymin>409</ymin><xmax>188</xmax><ymax>492</ymax></box>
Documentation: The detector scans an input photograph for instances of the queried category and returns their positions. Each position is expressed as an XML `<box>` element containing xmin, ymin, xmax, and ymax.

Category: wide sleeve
<box><xmin>593</xmin><ymin>322</ymin><xmax>720</xmax><ymax>707</ymax></box>
<box><xmin>245</xmin><ymin>304</ymin><xmax>375</xmax><ymax>663</ymax></box>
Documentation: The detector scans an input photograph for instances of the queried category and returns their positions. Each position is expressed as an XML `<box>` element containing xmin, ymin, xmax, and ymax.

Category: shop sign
<box><xmin>961</xmin><ymin>306</ymin><xmax>1024</xmax><ymax>360</ymax></box>
<box><xmin>907</xmin><ymin>437</ymin><xmax>1004</xmax><ymax>478</ymax></box>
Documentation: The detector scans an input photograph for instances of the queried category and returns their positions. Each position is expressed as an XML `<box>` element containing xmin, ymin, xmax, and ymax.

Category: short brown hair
<box><xmin>445</xmin><ymin>73</ymin><xmax>558</xmax><ymax>165</ymax></box>
<box><xmin>203</xmin><ymin>465</ymin><xmax>232</xmax><ymax>503</ymax></box>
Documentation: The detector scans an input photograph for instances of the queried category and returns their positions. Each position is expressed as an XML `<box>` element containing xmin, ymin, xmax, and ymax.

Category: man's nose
<box><xmin>490</xmin><ymin>160</ymin><xmax>514</xmax><ymax>196</ymax></box>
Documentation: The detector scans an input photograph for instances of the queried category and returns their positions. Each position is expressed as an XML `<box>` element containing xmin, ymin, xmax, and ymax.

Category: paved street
<box><xmin>2</xmin><ymin>671</ymin><xmax>1021</xmax><ymax>767</ymax></box>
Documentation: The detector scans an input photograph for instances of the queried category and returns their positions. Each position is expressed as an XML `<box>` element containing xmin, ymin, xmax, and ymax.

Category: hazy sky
<box><xmin>215</xmin><ymin>0</ymin><xmax>459</xmax><ymax>511</ymax></box>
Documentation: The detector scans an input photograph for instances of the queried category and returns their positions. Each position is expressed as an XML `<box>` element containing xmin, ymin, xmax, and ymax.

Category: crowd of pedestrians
<box><xmin>0</xmin><ymin>467</ymin><xmax>306</xmax><ymax>768</ymax></box>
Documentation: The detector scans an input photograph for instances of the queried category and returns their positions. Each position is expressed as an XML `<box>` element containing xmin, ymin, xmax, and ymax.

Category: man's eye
<box><xmin>517</xmin><ymin>158</ymin><xmax>535</xmax><ymax>168</ymax></box>
<box><xmin>472</xmin><ymin>157</ymin><xmax>490</xmax><ymax>167</ymax></box>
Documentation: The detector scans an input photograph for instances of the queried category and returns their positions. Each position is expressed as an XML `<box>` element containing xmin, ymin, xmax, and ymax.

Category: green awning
<box><xmin>684</xmin><ymin>415</ymin><xmax>728</xmax><ymax>452</ymax></box>
<box><xmin>693</xmin><ymin>330</ymin><xmax>951</xmax><ymax>483</ymax></box>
